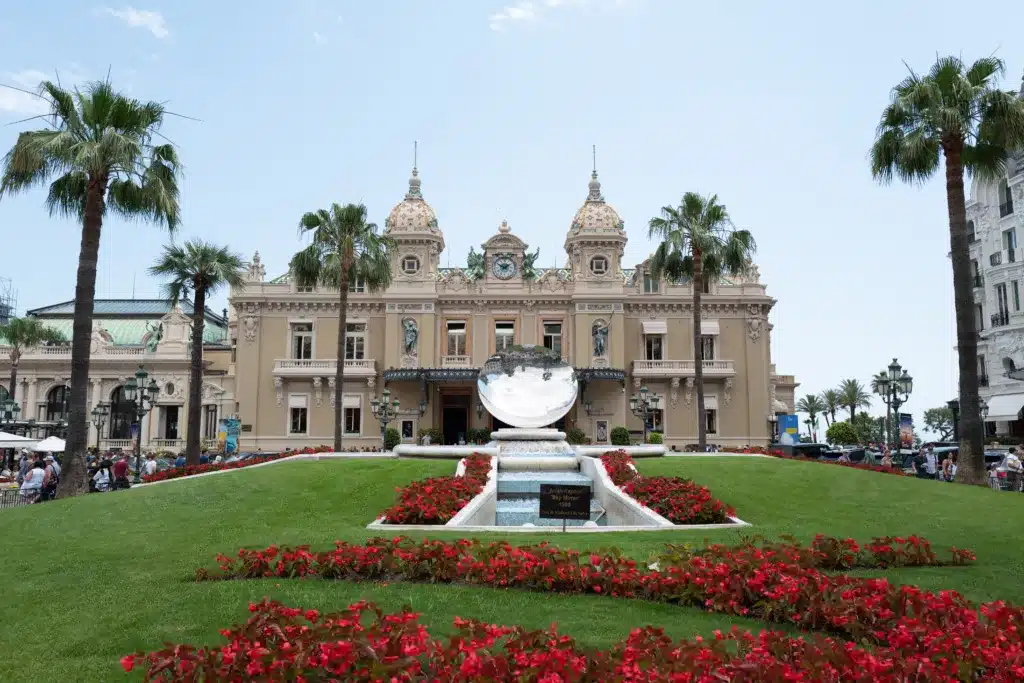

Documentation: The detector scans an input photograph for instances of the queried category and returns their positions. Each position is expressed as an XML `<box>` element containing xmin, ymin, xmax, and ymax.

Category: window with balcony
<box><xmin>1004</xmin><ymin>228</ymin><xmax>1017</xmax><ymax>262</ymax></box>
<box><xmin>542</xmin><ymin>322</ymin><xmax>562</xmax><ymax>358</ymax></box>
<box><xmin>999</xmin><ymin>180</ymin><xmax>1014</xmax><ymax>217</ymax></box>
<box><xmin>643</xmin><ymin>273</ymin><xmax>660</xmax><ymax>293</ymax></box>
<box><xmin>705</xmin><ymin>409</ymin><xmax>718</xmax><ymax>435</ymax></box>
<box><xmin>288</xmin><ymin>395</ymin><xmax>308</xmax><ymax>435</ymax></box>
<box><xmin>644</xmin><ymin>335</ymin><xmax>663</xmax><ymax>361</ymax></box>
<box><xmin>344</xmin><ymin>407</ymin><xmax>361</xmax><ymax>434</ymax></box>
<box><xmin>1015</xmin><ymin>280</ymin><xmax>1021</xmax><ymax>312</ymax></box>
<box><xmin>968</xmin><ymin>220</ymin><xmax>976</xmax><ymax>243</ymax></box>
<box><xmin>495</xmin><ymin>321</ymin><xmax>515</xmax><ymax>352</ymax></box>
<box><xmin>344</xmin><ymin>323</ymin><xmax>365</xmax><ymax>360</ymax></box>
<box><xmin>348</xmin><ymin>277</ymin><xmax>365</xmax><ymax>293</ymax></box>
<box><xmin>291</xmin><ymin>323</ymin><xmax>313</xmax><ymax>360</ymax></box>
<box><xmin>996</xmin><ymin>283</ymin><xmax>1010</xmax><ymax>326</ymax></box>
<box><xmin>700</xmin><ymin>335</ymin><xmax>716</xmax><ymax>361</ymax></box>
<box><xmin>446</xmin><ymin>321</ymin><xmax>467</xmax><ymax>356</ymax></box>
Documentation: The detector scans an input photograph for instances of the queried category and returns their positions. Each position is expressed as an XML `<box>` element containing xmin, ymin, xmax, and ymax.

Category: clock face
<box><xmin>492</xmin><ymin>255</ymin><xmax>518</xmax><ymax>280</ymax></box>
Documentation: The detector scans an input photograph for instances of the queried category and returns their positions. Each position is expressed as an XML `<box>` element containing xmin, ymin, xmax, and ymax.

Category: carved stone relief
<box><xmin>274</xmin><ymin>377</ymin><xmax>283</xmax><ymax>406</ymax></box>
<box><xmin>684</xmin><ymin>377</ymin><xmax>694</xmax><ymax>406</ymax></box>
<box><xmin>313</xmin><ymin>377</ymin><xmax>323</xmax><ymax>407</ymax></box>
<box><xmin>328</xmin><ymin>377</ymin><xmax>336</xmax><ymax>408</ymax></box>
<box><xmin>724</xmin><ymin>378</ymin><xmax>733</xmax><ymax>406</ymax></box>
<box><xmin>670</xmin><ymin>377</ymin><xmax>681</xmax><ymax>407</ymax></box>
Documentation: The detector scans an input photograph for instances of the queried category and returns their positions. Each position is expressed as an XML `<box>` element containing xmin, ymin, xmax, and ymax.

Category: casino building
<box><xmin>228</xmin><ymin>165</ymin><xmax>798</xmax><ymax>451</ymax></box>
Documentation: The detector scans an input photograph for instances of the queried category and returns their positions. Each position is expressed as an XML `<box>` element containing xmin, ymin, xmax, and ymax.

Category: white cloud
<box><xmin>101</xmin><ymin>7</ymin><xmax>169</xmax><ymax>39</ymax></box>
<box><xmin>489</xmin><ymin>0</ymin><xmax>626</xmax><ymax>31</ymax></box>
<box><xmin>313</xmin><ymin>31</ymin><xmax>327</xmax><ymax>45</ymax></box>
<box><xmin>0</xmin><ymin>66</ymin><xmax>90</xmax><ymax>117</ymax></box>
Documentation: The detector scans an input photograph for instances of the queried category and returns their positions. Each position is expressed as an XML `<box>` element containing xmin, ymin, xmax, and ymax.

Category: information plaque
<box><xmin>538</xmin><ymin>483</ymin><xmax>591</xmax><ymax>522</ymax></box>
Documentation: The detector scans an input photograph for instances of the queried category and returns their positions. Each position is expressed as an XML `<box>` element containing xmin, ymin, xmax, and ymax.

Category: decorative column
<box><xmin>89</xmin><ymin>379</ymin><xmax>102</xmax><ymax>446</ymax></box>
<box><xmin>24</xmin><ymin>377</ymin><xmax>38</xmax><ymax>418</ymax></box>
<box><xmin>141</xmin><ymin>407</ymin><xmax>152</xmax><ymax>449</ymax></box>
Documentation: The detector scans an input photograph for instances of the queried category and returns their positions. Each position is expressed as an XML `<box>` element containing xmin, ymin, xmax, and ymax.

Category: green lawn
<box><xmin>1</xmin><ymin>456</ymin><xmax>1021</xmax><ymax>682</ymax></box>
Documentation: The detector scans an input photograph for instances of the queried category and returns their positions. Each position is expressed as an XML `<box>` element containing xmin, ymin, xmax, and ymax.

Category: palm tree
<box><xmin>290</xmin><ymin>203</ymin><xmax>394</xmax><ymax>451</ymax></box>
<box><xmin>870</xmin><ymin>370</ymin><xmax>892</xmax><ymax>447</ymax></box>
<box><xmin>819</xmin><ymin>389</ymin><xmax>840</xmax><ymax>427</ymax></box>
<box><xmin>0</xmin><ymin>80</ymin><xmax>180</xmax><ymax>496</ymax></box>
<box><xmin>871</xmin><ymin>56</ymin><xmax>1024</xmax><ymax>484</ymax></box>
<box><xmin>838</xmin><ymin>379</ymin><xmax>871</xmax><ymax>422</ymax></box>
<box><xmin>0</xmin><ymin>317</ymin><xmax>65</xmax><ymax>406</ymax></box>
<box><xmin>150</xmin><ymin>240</ymin><xmax>245</xmax><ymax>465</ymax></box>
<box><xmin>648</xmin><ymin>193</ymin><xmax>755</xmax><ymax>449</ymax></box>
<box><xmin>795</xmin><ymin>394</ymin><xmax>824</xmax><ymax>441</ymax></box>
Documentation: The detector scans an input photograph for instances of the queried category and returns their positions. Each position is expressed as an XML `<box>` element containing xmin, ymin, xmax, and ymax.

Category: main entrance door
<box><xmin>441</xmin><ymin>394</ymin><xmax>471</xmax><ymax>445</ymax></box>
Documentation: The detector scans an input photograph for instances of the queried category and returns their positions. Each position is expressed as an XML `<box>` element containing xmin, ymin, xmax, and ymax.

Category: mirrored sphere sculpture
<box><xmin>477</xmin><ymin>345</ymin><xmax>578</xmax><ymax>429</ymax></box>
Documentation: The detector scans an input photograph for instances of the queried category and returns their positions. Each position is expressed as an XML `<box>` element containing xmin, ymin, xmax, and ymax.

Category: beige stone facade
<box><xmin>229</xmin><ymin>167</ymin><xmax>798</xmax><ymax>450</ymax></box>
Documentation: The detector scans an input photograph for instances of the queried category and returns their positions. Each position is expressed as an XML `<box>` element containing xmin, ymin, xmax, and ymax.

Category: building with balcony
<box><xmin>0</xmin><ymin>300</ymin><xmax>233</xmax><ymax>452</ymax></box>
<box><xmin>230</xmin><ymin>165</ymin><xmax>798</xmax><ymax>450</ymax></box>
<box><xmin>965</xmin><ymin>80</ymin><xmax>1024</xmax><ymax>436</ymax></box>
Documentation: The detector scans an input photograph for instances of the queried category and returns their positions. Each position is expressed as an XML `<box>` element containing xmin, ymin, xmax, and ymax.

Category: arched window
<box><xmin>1004</xmin><ymin>357</ymin><xmax>1017</xmax><ymax>373</ymax></box>
<box><xmin>108</xmin><ymin>386</ymin><xmax>135</xmax><ymax>439</ymax></box>
<box><xmin>45</xmin><ymin>385</ymin><xmax>70</xmax><ymax>421</ymax></box>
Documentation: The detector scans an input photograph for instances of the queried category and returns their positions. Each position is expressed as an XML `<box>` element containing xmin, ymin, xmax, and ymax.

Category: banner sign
<box><xmin>777</xmin><ymin>414</ymin><xmax>800</xmax><ymax>445</ymax></box>
<box><xmin>899</xmin><ymin>413</ymin><xmax>913</xmax><ymax>449</ymax></box>
<box><xmin>218</xmin><ymin>417</ymin><xmax>241</xmax><ymax>454</ymax></box>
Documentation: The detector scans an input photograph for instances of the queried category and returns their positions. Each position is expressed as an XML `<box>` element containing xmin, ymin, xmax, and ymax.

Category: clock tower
<box><xmin>481</xmin><ymin>220</ymin><xmax>530</xmax><ymax>286</ymax></box>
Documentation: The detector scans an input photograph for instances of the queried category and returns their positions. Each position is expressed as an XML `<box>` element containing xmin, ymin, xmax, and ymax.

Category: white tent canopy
<box><xmin>31</xmin><ymin>436</ymin><xmax>66</xmax><ymax>453</ymax></box>
<box><xmin>0</xmin><ymin>432</ymin><xmax>39</xmax><ymax>448</ymax></box>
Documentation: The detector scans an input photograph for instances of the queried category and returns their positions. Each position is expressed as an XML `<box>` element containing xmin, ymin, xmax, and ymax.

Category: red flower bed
<box><xmin>379</xmin><ymin>452</ymin><xmax>491</xmax><ymax>524</ymax></box>
<box><xmin>764</xmin><ymin>449</ymin><xmax>909</xmax><ymax>475</ymax></box>
<box><xmin>600</xmin><ymin>450</ymin><xmax>734</xmax><ymax>524</ymax></box>
<box><xmin>123</xmin><ymin>596</ymin><xmax>1024</xmax><ymax>682</ymax></box>
<box><xmin>141</xmin><ymin>446</ymin><xmax>334</xmax><ymax>483</ymax></box>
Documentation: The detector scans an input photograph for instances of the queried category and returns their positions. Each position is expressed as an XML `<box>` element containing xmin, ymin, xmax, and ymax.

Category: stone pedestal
<box><xmin>492</xmin><ymin>428</ymin><xmax>576</xmax><ymax>470</ymax></box>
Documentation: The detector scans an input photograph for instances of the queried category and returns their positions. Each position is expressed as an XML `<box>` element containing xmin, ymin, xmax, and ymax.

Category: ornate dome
<box><xmin>569</xmin><ymin>171</ymin><xmax>624</xmax><ymax>236</ymax></box>
<box><xmin>384</xmin><ymin>168</ymin><xmax>442</xmax><ymax>237</ymax></box>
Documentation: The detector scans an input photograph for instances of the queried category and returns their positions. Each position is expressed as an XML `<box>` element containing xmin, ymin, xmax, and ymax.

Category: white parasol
<box><xmin>31</xmin><ymin>436</ymin><xmax>66</xmax><ymax>452</ymax></box>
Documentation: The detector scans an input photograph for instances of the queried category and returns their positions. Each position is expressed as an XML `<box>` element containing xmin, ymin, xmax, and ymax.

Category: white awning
<box><xmin>0</xmin><ymin>432</ymin><xmax>38</xmax><ymax>448</ymax></box>
<box><xmin>31</xmin><ymin>436</ymin><xmax>65</xmax><ymax>452</ymax></box>
<box><xmin>704</xmin><ymin>395</ymin><xmax>718</xmax><ymax>410</ymax></box>
<box><xmin>986</xmin><ymin>393</ymin><xmax>1024</xmax><ymax>421</ymax></box>
<box><xmin>642</xmin><ymin>320</ymin><xmax>667</xmax><ymax>335</ymax></box>
<box><xmin>288</xmin><ymin>394</ymin><xmax>308</xmax><ymax>409</ymax></box>
<box><xmin>342</xmin><ymin>395</ymin><xmax>361</xmax><ymax>408</ymax></box>
<box><xmin>701</xmin><ymin>320</ymin><xmax>720</xmax><ymax>335</ymax></box>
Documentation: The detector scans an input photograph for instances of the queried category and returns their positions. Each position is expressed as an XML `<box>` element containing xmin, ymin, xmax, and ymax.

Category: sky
<box><xmin>2</xmin><ymin>0</ymin><xmax>1024</xmax><ymax>432</ymax></box>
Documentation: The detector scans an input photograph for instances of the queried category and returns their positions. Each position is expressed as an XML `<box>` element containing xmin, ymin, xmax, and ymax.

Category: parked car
<box><xmin>775</xmin><ymin>443</ymin><xmax>831</xmax><ymax>459</ymax></box>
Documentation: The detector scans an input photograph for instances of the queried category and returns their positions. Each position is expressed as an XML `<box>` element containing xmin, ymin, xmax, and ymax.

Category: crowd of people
<box><xmin>3</xmin><ymin>449</ymin><xmax>62</xmax><ymax>503</ymax></box>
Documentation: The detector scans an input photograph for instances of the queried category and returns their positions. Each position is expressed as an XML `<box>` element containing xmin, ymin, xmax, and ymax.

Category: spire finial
<box><xmin>413</xmin><ymin>140</ymin><xmax>418</xmax><ymax>171</ymax></box>
<box><xmin>406</xmin><ymin>142</ymin><xmax>422</xmax><ymax>199</ymax></box>
<box><xmin>592</xmin><ymin>144</ymin><xmax>596</xmax><ymax>173</ymax></box>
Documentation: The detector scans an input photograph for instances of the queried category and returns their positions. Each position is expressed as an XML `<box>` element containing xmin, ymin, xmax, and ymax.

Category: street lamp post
<box><xmin>369</xmin><ymin>388</ymin><xmax>400</xmax><ymax>447</ymax></box>
<box><xmin>628</xmin><ymin>385</ymin><xmax>661</xmax><ymax>444</ymax></box>
<box><xmin>767</xmin><ymin>413</ymin><xmax>778</xmax><ymax>444</ymax></box>
<box><xmin>876</xmin><ymin>358</ymin><xmax>913</xmax><ymax>451</ymax></box>
<box><xmin>91</xmin><ymin>402</ymin><xmax>110</xmax><ymax>452</ymax></box>
<box><xmin>1</xmin><ymin>398</ymin><xmax>21</xmax><ymax>471</ymax></box>
<box><xmin>123</xmin><ymin>365</ymin><xmax>159</xmax><ymax>484</ymax></box>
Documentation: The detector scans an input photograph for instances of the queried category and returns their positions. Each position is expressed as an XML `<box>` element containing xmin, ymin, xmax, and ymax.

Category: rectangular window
<box><xmin>203</xmin><ymin>405</ymin><xmax>218</xmax><ymax>440</ymax></box>
<box><xmin>975</xmin><ymin>304</ymin><xmax>984</xmax><ymax>331</ymax></box>
<box><xmin>701</xmin><ymin>276</ymin><xmax>711</xmax><ymax>294</ymax></box>
<box><xmin>1014</xmin><ymin>281</ymin><xmax>1021</xmax><ymax>311</ymax></box>
<box><xmin>348</xmin><ymin>277</ymin><xmax>365</xmax><ymax>293</ymax></box>
<box><xmin>289</xmin><ymin>407</ymin><xmax>308</xmax><ymax>434</ymax></box>
<box><xmin>644</xmin><ymin>335</ymin><xmax>663</xmax><ymax>361</ymax></box>
<box><xmin>700</xmin><ymin>335</ymin><xmax>715</xmax><ymax>361</ymax></box>
<box><xmin>288</xmin><ymin>394</ymin><xmax>308</xmax><ymax>435</ymax></box>
<box><xmin>997</xmin><ymin>283</ymin><xmax>1010</xmax><ymax>317</ymax></box>
<box><xmin>979</xmin><ymin>354</ymin><xmax>987</xmax><ymax>381</ymax></box>
<box><xmin>344</xmin><ymin>323</ymin><xmax>365</xmax><ymax>360</ymax></box>
<box><xmin>401</xmin><ymin>419</ymin><xmax>414</xmax><ymax>439</ymax></box>
<box><xmin>495</xmin><ymin>321</ymin><xmax>515</xmax><ymax>352</ymax></box>
<box><xmin>446</xmin><ymin>321</ymin><xmax>467</xmax><ymax>356</ymax></box>
<box><xmin>706</xmin><ymin>409</ymin><xmax>718</xmax><ymax>434</ymax></box>
<box><xmin>647</xmin><ymin>409</ymin><xmax>663</xmax><ymax>433</ymax></box>
<box><xmin>1005</xmin><ymin>228</ymin><xmax>1018</xmax><ymax>262</ymax></box>
<box><xmin>643</xmin><ymin>273</ymin><xmax>660</xmax><ymax>293</ymax></box>
<box><xmin>542</xmin><ymin>322</ymin><xmax>562</xmax><ymax>358</ymax></box>
<box><xmin>344</xmin><ymin>407</ymin><xmax>361</xmax><ymax>434</ymax></box>
<box><xmin>291</xmin><ymin>323</ymin><xmax>313</xmax><ymax>360</ymax></box>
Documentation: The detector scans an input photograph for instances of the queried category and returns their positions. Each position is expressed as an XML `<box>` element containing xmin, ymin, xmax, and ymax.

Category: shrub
<box><xmin>647</xmin><ymin>431</ymin><xmax>663</xmax><ymax>444</ymax></box>
<box><xmin>825</xmin><ymin>420</ymin><xmax>859</xmax><ymax>445</ymax></box>
<box><xmin>610</xmin><ymin>426</ymin><xmax>630</xmax><ymax>446</ymax></box>
<box><xmin>383</xmin><ymin>427</ymin><xmax>400</xmax><ymax>451</ymax></box>
<box><xmin>467</xmin><ymin>427</ymin><xmax>491</xmax><ymax>444</ymax></box>
<box><xmin>565</xmin><ymin>426</ymin><xmax>587</xmax><ymax>444</ymax></box>
<box><xmin>417</xmin><ymin>427</ymin><xmax>444</xmax><ymax>444</ymax></box>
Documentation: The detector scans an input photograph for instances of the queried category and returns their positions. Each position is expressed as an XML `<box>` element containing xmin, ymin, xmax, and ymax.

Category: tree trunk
<box><xmin>693</xmin><ymin>249</ymin><xmax>706</xmax><ymax>449</ymax></box>
<box><xmin>945</xmin><ymin>143</ymin><xmax>986</xmax><ymax>484</ymax></box>
<box><xmin>334</xmin><ymin>261</ymin><xmax>351</xmax><ymax>452</ymax></box>
<box><xmin>184</xmin><ymin>283</ymin><xmax>206</xmax><ymax>466</ymax></box>
<box><xmin>57</xmin><ymin>174</ymin><xmax>108</xmax><ymax>498</ymax></box>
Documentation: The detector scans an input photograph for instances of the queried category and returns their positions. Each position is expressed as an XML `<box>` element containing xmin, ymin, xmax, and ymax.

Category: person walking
<box><xmin>142</xmin><ymin>454</ymin><xmax>158</xmax><ymax>478</ymax></box>
<box><xmin>40</xmin><ymin>455</ymin><xmax>60</xmax><ymax>501</ymax></box>
<box><xmin>112</xmin><ymin>455</ymin><xmax>130</xmax><ymax>490</ymax></box>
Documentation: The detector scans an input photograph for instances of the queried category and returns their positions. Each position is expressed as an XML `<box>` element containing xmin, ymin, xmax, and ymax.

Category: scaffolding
<box><xmin>0</xmin><ymin>276</ymin><xmax>17</xmax><ymax>326</ymax></box>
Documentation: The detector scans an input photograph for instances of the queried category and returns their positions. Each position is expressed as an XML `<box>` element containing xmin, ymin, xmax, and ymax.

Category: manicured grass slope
<box><xmin>0</xmin><ymin>457</ymin><xmax>1020</xmax><ymax>682</ymax></box>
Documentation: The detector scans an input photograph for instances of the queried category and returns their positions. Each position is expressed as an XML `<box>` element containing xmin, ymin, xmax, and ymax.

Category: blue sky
<box><xmin>2</xmin><ymin>0</ymin><xmax>1023</xmax><ymax>430</ymax></box>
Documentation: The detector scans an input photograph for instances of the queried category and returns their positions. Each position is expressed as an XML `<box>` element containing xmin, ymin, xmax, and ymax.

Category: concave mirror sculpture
<box><xmin>477</xmin><ymin>345</ymin><xmax>578</xmax><ymax>429</ymax></box>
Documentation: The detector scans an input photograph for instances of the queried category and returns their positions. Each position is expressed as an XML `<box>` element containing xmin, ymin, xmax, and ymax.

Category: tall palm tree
<box><xmin>819</xmin><ymin>389</ymin><xmax>840</xmax><ymax>427</ymax></box>
<box><xmin>870</xmin><ymin>370</ymin><xmax>892</xmax><ymax>447</ymax></box>
<box><xmin>648</xmin><ymin>193</ymin><xmax>755</xmax><ymax>449</ymax></box>
<box><xmin>0</xmin><ymin>80</ymin><xmax>181</xmax><ymax>496</ymax></box>
<box><xmin>290</xmin><ymin>203</ymin><xmax>394</xmax><ymax>451</ymax></box>
<box><xmin>0</xmin><ymin>317</ymin><xmax>65</xmax><ymax>406</ymax></box>
<box><xmin>150</xmin><ymin>240</ymin><xmax>246</xmax><ymax>465</ymax></box>
<box><xmin>838</xmin><ymin>379</ymin><xmax>871</xmax><ymax>422</ymax></box>
<box><xmin>795</xmin><ymin>394</ymin><xmax>824</xmax><ymax>441</ymax></box>
<box><xmin>871</xmin><ymin>56</ymin><xmax>1024</xmax><ymax>484</ymax></box>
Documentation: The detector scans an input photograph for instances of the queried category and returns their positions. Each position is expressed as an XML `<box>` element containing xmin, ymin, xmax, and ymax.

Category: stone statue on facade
<box><xmin>466</xmin><ymin>246</ymin><xmax>485</xmax><ymax>281</ymax></box>
<box><xmin>143</xmin><ymin>322</ymin><xmax>163</xmax><ymax>352</ymax></box>
<box><xmin>592</xmin><ymin>320</ymin><xmax>609</xmax><ymax>357</ymax></box>
<box><xmin>522</xmin><ymin>245</ymin><xmax>540</xmax><ymax>280</ymax></box>
<box><xmin>402</xmin><ymin>318</ymin><xmax>418</xmax><ymax>355</ymax></box>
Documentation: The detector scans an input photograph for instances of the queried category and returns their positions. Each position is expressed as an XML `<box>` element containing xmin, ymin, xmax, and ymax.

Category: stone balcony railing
<box><xmin>272</xmin><ymin>358</ymin><xmax>376</xmax><ymax>377</ymax></box>
<box><xmin>441</xmin><ymin>355</ymin><xmax>473</xmax><ymax>369</ymax></box>
<box><xmin>150</xmin><ymin>438</ymin><xmax>184</xmax><ymax>451</ymax></box>
<box><xmin>0</xmin><ymin>345</ymin><xmax>147</xmax><ymax>359</ymax></box>
<box><xmin>99</xmin><ymin>439</ymin><xmax>133</xmax><ymax>450</ymax></box>
<box><xmin>632</xmin><ymin>359</ymin><xmax>736</xmax><ymax>378</ymax></box>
